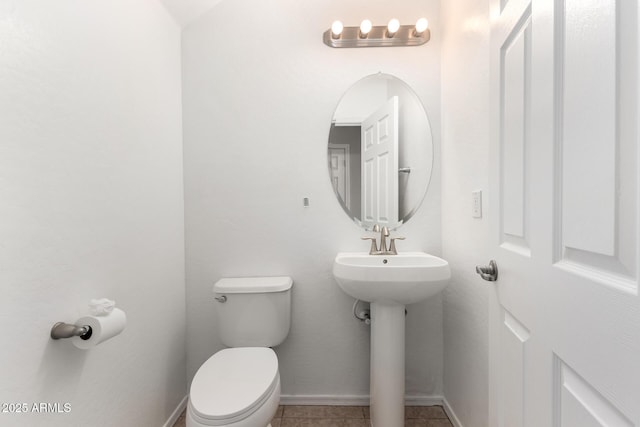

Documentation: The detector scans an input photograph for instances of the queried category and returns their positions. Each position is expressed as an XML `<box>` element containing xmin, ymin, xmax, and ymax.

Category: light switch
<box><xmin>472</xmin><ymin>190</ymin><xmax>482</xmax><ymax>218</ymax></box>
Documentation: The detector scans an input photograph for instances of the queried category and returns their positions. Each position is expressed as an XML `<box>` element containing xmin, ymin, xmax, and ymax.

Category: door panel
<box><xmin>500</xmin><ymin>309</ymin><xmax>530</xmax><ymax>427</ymax></box>
<box><xmin>377</xmin><ymin>151</ymin><xmax>392</xmax><ymax>223</ymax></box>
<box><xmin>555</xmin><ymin>357</ymin><xmax>635</xmax><ymax>427</ymax></box>
<box><xmin>501</xmin><ymin>10</ymin><xmax>532</xmax><ymax>255</ymax></box>
<box><xmin>555</xmin><ymin>0</ymin><xmax>638</xmax><ymax>292</ymax></box>
<box><xmin>560</xmin><ymin>0</ymin><xmax>617</xmax><ymax>256</ymax></box>
<box><xmin>363</xmin><ymin>156</ymin><xmax>375</xmax><ymax>224</ymax></box>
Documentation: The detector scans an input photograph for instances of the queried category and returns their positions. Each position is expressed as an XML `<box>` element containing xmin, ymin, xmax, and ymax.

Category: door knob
<box><xmin>476</xmin><ymin>260</ymin><xmax>498</xmax><ymax>281</ymax></box>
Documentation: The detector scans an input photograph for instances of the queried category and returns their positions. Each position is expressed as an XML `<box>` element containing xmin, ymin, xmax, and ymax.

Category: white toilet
<box><xmin>186</xmin><ymin>276</ymin><xmax>293</xmax><ymax>427</ymax></box>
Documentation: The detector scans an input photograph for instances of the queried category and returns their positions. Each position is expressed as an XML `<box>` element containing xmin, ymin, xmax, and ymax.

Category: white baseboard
<box><xmin>172</xmin><ymin>393</ymin><xmax>462</xmax><ymax>426</ymax></box>
<box><xmin>279</xmin><ymin>394</ymin><xmax>445</xmax><ymax>407</ymax></box>
<box><xmin>405</xmin><ymin>395</ymin><xmax>446</xmax><ymax>406</ymax></box>
<box><xmin>163</xmin><ymin>395</ymin><xmax>188</xmax><ymax>427</ymax></box>
<box><xmin>280</xmin><ymin>394</ymin><xmax>369</xmax><ymax>406</ymax></box>
<box><xmin>441</xmin><ymin>397</ymin><xmax>463</xmax><ymax>427</ymax></box>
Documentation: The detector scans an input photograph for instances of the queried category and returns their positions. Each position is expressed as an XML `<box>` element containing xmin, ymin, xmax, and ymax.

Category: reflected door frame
<box><xmin>328</xmin><ymin>143</ymin><xmax>351</xmax><ymax>210</ymax></box>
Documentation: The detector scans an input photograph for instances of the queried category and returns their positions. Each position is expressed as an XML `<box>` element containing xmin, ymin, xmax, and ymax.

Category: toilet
<box><xmin>186</xmin><ymin>276</ymin><xmax>293</xmax><ymax>427</ymax></box>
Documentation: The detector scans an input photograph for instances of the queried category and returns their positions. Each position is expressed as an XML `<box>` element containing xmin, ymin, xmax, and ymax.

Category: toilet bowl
<box><xmin>187</xmin><ymin>348</ymin><xmax>280</xmax><ymax>427</ymax></box>
<box><xmin>186</xmin><ymin>277</ymin><xmax>292</xmax><ymax>427</ymax></box>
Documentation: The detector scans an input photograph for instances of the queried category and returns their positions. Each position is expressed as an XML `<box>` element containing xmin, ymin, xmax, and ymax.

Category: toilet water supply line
<box><xmin>352</xmin><ymin>299</ymin><xmax>371</xmax><ymax>325</ymax></box>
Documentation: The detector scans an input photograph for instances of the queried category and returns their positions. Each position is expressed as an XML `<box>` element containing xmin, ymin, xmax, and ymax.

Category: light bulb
<box><xmin>415</xmin><ymin>17</ymin><xmax>429</xmax><ymax>35</ymax></box>
<box><xmin>331</xmin><ymin>20</ymin><xmax>343</xmax><ymax>39</ymax></box>
<box><xmin>387</xmin><ymin>19</ymin><xmax>400</xmax><ymax>37</ymax></box>
<box><xmin>359</xmin><ymin>19</ymin><xmax>372</xmax><ymax>38</ymax></box>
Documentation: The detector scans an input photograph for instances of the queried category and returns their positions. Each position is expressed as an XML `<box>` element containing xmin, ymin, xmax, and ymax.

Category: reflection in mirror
<box><xmin>328</xmin><ymin>73</ymin><xmax>433</xmax><ymax>230</ymax></box>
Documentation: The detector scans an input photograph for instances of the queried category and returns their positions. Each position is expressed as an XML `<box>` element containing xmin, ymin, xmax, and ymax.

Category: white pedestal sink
<box><xmin>332</xmin><ymin>252</ymin><xmax>451</xmax><ymax>427</ymax></box>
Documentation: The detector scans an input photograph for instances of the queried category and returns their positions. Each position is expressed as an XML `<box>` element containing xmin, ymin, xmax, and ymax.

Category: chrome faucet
<box><xmin>379</xmin><ymin>226</ymin><xmax>390</xmax><ymax>254</ymax></box>
<box><xmin>361</xmin><ymin>224</ymin><xmax>405</xmax><ymax>255</ymax></box>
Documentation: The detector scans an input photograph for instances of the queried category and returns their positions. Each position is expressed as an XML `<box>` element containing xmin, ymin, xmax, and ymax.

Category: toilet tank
<box><xmin>213</xmin><ymin>276</ymin><xmax>292</xmax><ymax>348</ymax></box>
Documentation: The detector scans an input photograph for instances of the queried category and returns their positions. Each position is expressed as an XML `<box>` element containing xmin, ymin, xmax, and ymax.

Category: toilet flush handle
<box><xmin>214</xmin><ymin>295</ymin><xmax>227</xmax><ymax>303</ymax></box>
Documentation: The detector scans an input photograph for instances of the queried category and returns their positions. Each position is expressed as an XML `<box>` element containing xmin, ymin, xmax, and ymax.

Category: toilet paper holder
<box><xmin>50</xmin><ymin>322</ymin><xmax>92</xmax><ymax>341</ymax></box>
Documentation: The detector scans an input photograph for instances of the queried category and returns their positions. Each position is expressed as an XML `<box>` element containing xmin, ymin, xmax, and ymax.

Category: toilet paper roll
<box><xmin>72</xmin><ymin>308</ymin><xmax>127</xmax><ymax>350</ymax></box>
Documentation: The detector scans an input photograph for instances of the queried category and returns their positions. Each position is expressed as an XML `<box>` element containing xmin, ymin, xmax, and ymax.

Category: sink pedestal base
<box><xmin>370</xmin><ymin>302</ymin><xmax>405</xmax><ymax>427</ymax></box>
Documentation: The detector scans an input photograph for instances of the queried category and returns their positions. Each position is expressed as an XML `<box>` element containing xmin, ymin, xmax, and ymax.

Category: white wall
<box><xmin>440</xmin><ymin>0</ymin><xmax>492</xmax><ymax>426</ymax></box>
<box><xmin>182</xmin><ymin>0</ymin><xmax>443</xmax><ymax>400</ymax></box>
<box><xmin>0</xmin><ymin>1</ymin><xmax>186</xmax><ymax>426</ymax></box>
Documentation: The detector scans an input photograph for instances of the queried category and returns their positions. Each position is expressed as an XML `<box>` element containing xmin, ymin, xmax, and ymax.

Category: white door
<box><xmin>361</xmin><ymin>96</ymin><xmax>399</xmax><ymax>229</ymax></box>
<box><xmin>489</xmin><ymin>0</ymin><xmax>640</xmax><ymax>426</ymax></box>
<box><xmin>328</xmin><ymin>144</ymin><xmax>351</xmax><ymax>210</ymax></box>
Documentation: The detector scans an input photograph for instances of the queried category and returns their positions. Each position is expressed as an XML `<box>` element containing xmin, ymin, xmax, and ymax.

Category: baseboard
<box><xmin>279</xmin><ymin>394</ymin><xmax>445</xmax><ymax>407</ymax></box>
<box><xmin>405</xmin><ymin>395</ymin><xmax>445</xmax><ymax>406</ymax></box>
<box><xmin>441</xmin><ymin>397</ymin><xmax>463</xmax><ymax>427</ymax></box>
<box><xmin>163</xmin><ymin>395</ymin><xmax>188</xmax><ymax>427</ymax></box>
<box><xmin>175</xmin><ymin>393</ymin><xmax>461</xmax><ymax>425</ymax></box>
<box><xmin>280</xmin><ymin>394</ymin><xmax>369</xmax><ymax>406</ymax></box>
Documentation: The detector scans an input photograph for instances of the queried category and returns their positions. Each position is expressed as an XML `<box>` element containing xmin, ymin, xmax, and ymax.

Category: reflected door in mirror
<box><xmin>361</xmin><ymin>96</ymin><xmax>399</xmax><ymax>228</ymax></box>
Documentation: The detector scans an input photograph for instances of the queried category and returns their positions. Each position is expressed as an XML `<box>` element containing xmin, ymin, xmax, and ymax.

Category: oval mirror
<box><xmin>327</xmin><ymin>73</ymin><xmax>434</xmax><ymax>230</ymax></box>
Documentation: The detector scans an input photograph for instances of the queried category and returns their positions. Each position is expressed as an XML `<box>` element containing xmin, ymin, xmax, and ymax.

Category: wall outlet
<box><xmin>472</xmin><ymin>190</ymin><xmax>482</xmax><ymax>218</ymax></box>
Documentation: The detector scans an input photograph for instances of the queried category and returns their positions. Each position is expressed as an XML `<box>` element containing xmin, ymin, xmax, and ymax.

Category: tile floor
<box><xmin>173</xmin><ymin>405</ymin><xmax>454</xmax><ymax>427</ymax></box>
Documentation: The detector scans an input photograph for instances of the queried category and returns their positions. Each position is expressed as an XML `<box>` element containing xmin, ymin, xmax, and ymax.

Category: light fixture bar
<box><xmin>323</xmin><ymin>24</ymin><xmax>430</xmax><ymax>48</ymax></box>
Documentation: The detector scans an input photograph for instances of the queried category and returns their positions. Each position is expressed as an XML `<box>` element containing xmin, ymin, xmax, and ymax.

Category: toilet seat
<box><xmin>189</xmin><ymin>347</ymin><xmax>279</xmax><ymax>425</ymax></box>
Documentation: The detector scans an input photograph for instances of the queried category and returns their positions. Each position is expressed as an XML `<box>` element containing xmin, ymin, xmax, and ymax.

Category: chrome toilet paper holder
<box><xmin>50</xmin><ymin>322</ymin><xmax>92</xmax><ymax>340</ymax></box>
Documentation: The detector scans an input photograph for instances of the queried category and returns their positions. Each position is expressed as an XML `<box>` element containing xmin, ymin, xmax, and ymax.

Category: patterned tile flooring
<box><xmin>173</xmin><ymin>405</ymin><xmax>454</xmax><ymax>427</ymax></box>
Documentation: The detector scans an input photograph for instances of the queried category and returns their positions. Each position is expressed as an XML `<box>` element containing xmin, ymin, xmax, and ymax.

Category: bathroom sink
<box><xmin>333</xmin><ymin>251</ymin><xmax>451</xmax><ymax>305</ymax></box>
<box><xmin>333</xmin><ymin>251</ymin><xmax>450</xmax><ymax>425</ymax></box>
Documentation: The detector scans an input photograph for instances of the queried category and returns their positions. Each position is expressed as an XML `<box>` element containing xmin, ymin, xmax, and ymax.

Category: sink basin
<box><xmin>333</xmin><ymin>251</ymin><xmax>451</xmax><ymax>305</ymax></box>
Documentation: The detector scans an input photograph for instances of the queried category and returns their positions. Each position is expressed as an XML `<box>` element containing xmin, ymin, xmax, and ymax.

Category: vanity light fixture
<box><xmin>323</xmin><ymin>17</ymin><xmax>430</xmax><ymax>48</ymax></box>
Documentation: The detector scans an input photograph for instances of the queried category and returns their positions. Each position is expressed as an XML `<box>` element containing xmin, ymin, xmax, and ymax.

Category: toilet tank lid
<box><xmin>213</xmin><ymin>276</ymin><xmax>293</xmax><ymax>294</ymax></box>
